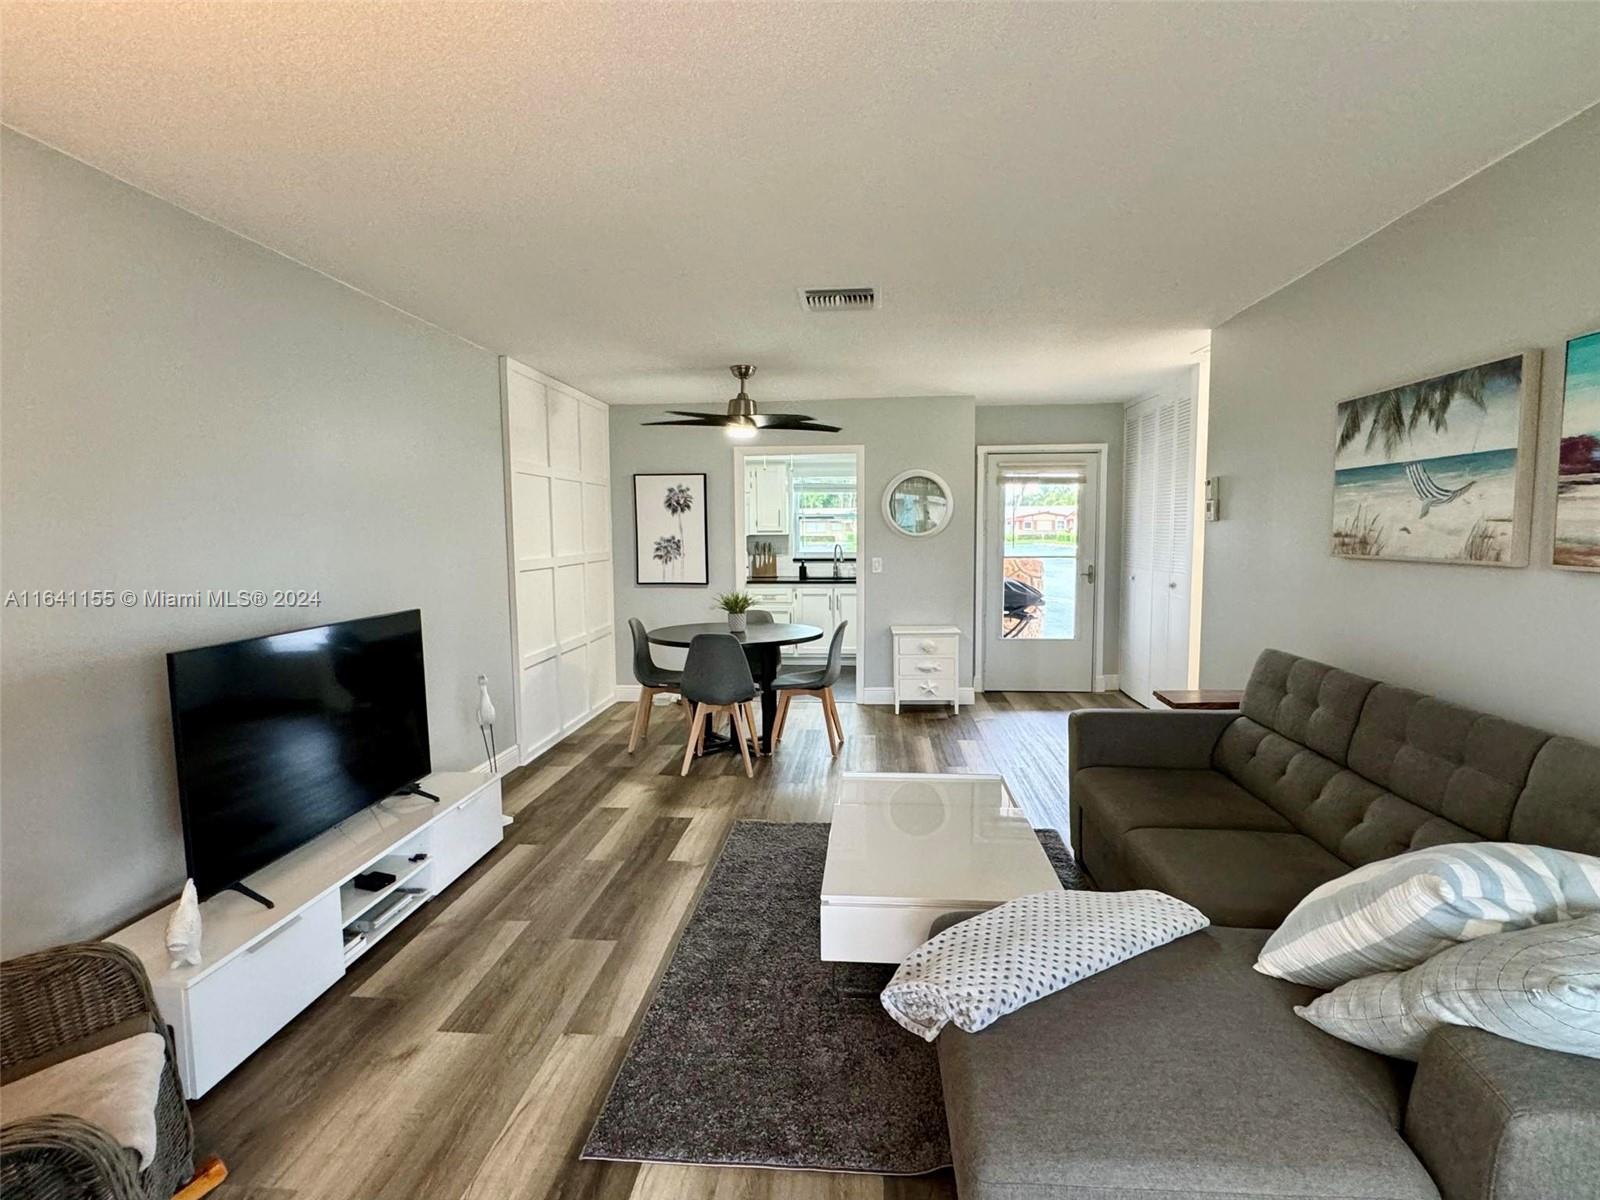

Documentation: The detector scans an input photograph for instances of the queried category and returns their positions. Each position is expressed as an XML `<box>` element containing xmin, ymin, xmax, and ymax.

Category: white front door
<box><xmin>981</xmin><ymin>452</ymin><xmax>1100</xmax><ymax>691</ymax></box>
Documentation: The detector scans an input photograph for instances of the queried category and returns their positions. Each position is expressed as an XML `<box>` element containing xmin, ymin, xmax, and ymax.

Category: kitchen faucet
<box><xmin>833</xmin><ymin>543</ymin><xmax>843</xmax><ymax>577</ymax></box>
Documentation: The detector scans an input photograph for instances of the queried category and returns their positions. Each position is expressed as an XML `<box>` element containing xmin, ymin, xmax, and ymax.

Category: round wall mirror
<box><xmin>883</xmin><ymin>470</ymin><xmax>954</xmax><ymax>538</ymax></box>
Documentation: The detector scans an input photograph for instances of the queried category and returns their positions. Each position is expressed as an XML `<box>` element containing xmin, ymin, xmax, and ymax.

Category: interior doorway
<box><xmin>977</xmin><ymin>447</ymin><xmax>1105</xmax><ymax>692</ymax></box>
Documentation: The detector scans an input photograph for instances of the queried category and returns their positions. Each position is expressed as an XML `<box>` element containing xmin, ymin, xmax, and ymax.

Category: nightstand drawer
<box><xmin>896</xmin><ymin>634</ymin><xmax>958</xmax><ymax>659</ymax></box>
<box><xmin>897</xmin><ymin>656</ymin><xmax>957</xmax><ymax>681</ymax></box>
<box><xmin>896</xmin><ymin>675</ymin><xmax>957</xmax><ymax>703</ymax></box>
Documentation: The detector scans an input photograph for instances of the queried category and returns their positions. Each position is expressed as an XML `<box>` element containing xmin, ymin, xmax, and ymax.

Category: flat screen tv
<box><xmin>168</xmin><ymin>609</ymin><xmax>431</xmax><ymax>902</ymax></box>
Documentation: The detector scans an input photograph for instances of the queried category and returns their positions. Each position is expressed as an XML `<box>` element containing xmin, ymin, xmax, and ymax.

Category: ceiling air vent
<box><xmin>800</xmin><ymin>287</ymin><xmax>877</xmax><ymax>313</ymax></box>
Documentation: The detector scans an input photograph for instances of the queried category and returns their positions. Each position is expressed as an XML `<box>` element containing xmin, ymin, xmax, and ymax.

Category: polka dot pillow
<box><xmin>881</xmin><ymin>890</ymin><xmax>1209</xmax><ymax>1040</ymax></box>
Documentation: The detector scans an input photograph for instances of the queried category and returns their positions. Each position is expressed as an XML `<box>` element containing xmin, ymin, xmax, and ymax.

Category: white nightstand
<box><xmin>891</xmin><ymin>624</ymin><xmax>961</xmax><ymax>714</ymax></box>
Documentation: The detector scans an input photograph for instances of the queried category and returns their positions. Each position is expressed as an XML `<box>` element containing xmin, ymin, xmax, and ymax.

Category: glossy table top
<box><xmin>645</xmin><ymin>621</ymin><xmax>823</xmax><ymax>648</ymax></box>
<box><xmin>821</xmin><ymin>771</ymin><xmax>1064</xmax><ymax>906</ymax></box>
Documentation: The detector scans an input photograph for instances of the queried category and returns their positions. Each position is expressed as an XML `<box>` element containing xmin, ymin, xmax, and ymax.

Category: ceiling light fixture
<box><xmin>642</xmin><ymin>366</ymin><xmax>842</xmax><ymax>436</ymax></box>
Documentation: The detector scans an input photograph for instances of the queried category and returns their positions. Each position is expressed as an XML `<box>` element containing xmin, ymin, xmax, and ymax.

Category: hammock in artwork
<box><xmin>1405</xmin><ymin>461</ymin><xmax>1476</xmax><ymax>517</ymax></box>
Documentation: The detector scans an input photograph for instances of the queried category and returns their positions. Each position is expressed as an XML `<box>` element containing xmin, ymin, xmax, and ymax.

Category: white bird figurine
<box><xmin>165</xmin><ymin>879</ymin><xmax>203</xmax><ymax>969</ymax></box>
<box><xmin>477</xmin><ymin>675</ymin><xmax>498</xmax><ymax>771</ymax></box>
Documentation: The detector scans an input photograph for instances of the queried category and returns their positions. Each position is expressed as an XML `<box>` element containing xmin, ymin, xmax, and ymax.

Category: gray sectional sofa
<box><xmin>937</xmin><ymin>650</ymin><xmax>1600</xmax><ymax>1200</ymax></box>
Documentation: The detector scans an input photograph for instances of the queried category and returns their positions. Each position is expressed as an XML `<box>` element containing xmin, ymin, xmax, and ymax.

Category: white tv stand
<box><xmin>110</xmin><ymin>771</ymin><xmax>503</xmax><ymax>1098</ymax></box>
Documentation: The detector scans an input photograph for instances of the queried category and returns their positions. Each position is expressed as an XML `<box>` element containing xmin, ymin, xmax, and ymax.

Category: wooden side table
<box><xmin>1153</xmin><ymin>689</ymin><xmax>1243</xmax><ymax>710</ymax></box>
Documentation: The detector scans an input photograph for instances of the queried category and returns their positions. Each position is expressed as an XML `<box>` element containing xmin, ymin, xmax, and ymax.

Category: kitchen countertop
<box><xmin>746</xmin><ymin>576</ymin><xmax>857</xmax><ymax>585</ymax></box>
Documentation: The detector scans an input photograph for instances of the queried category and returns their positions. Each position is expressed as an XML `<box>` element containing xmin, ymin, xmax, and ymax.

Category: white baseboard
<box><xmin>515</xmin><ymin>697</ymin><xmax>621</xmax><ymax>768</ymax></box>
<box><xmin>615</xmin><ymin>683</ymin><xmax>641</xmax><ymax>701</ymax></box>
<box><xmin>1094</xmin><ymin>674</ymin><xmax>1120</xmax><ymax>693</ymax></box>
<box><xmin>857</xmin><ymin>687</ymin><xmax>975</xmax><ymax>707</ymax></box>
<box><xmin>472</xmin><ymin>744</ymin><xmax>521</xmax><ymax>775</ymax></box>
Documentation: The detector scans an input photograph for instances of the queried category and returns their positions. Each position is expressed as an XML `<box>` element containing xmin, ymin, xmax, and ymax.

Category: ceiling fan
<box><xmin>641</xmin><ymin>365</ymin><xmax>841</xmax><ymax>439</ymax></box>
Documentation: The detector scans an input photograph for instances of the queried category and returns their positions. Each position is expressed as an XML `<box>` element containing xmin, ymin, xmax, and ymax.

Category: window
<box><xmin>1000</xmin><ymin>474</ymin><xmax>1079</xmax><ymax>639</ymax></box>
<box><xmin>792</xmin><ymin>467</ymin><xmax>858</xmax><ymax>556</ymax></box>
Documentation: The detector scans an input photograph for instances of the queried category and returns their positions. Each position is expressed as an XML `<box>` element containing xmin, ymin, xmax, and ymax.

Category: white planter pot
<box><xmin>727</xmin><ymin>613</ymin><xmax>748</xmax><ymax>634</ymax></box>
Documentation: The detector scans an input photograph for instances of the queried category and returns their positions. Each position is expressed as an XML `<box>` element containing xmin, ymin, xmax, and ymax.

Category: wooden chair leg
<box><xmin>731</xmin><ymin>704</ymin><xmax>755</xmax><ymax>778</ymax></box>
<box><xmin>772</xmin><ymin>692</ymin><xmax>792</xmax><ymax>747</ymax></box>
<box><xmin>174</xmin><ymin>1157</ymin><xmax>228</xmax><ymax>1200</ymax></box>
<box><xmin>744</xmin><ymin>701</ymin><xmax>761</xmax><ymax>755</ymax></box>
<box><xmin>824</xmin><ymin>688</ymin><xmax>844</xmax><ymax>752</ymax></box>
<box><xmin>639</xmin><ymin>688</ymin><xmax>658</xmax><ymax>745</ymax></box>
<box><xmin>819</xmin><ymin>691</ymin><xmax>841</xmax><ymax>756</ymax></box>
<box><xmin>681</xmin><ymin>703</ymin><xmax>707</xmax><ymax>776</ymax></box>
<box><xmin>628</xmin><ymin>688</ymin><xmax>653</xmax><ymax>753</ymax></box>
<box><xmin>627</xmin><ymin>694</ymin><xmax>645</xmax><ymax>753</ymax></box>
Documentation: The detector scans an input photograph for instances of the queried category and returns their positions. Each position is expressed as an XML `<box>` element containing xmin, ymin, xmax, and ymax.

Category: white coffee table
<box><xmin>820</xmin><ymin>771</ymin><xmax>1064</xmax><ymax>963</ymax></box>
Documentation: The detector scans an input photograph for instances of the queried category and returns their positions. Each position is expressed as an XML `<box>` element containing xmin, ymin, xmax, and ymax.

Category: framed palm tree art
<box><xmin>635</xmin><ymin>473</ymin><xmax>709</xmax><ymax>585</ymax></box>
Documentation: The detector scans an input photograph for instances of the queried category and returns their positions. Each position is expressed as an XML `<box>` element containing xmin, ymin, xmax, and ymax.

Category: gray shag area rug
<box><xmin>581</xmin><ymin>819</ymin><xmax>1081</xmax><ymax>1175</ymax></box>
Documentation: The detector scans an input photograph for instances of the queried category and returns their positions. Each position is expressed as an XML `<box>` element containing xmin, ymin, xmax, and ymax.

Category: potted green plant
<box><xmin>715</xmin><ymin>591</ymin><xmax>755</xmax><ymax>633</ymax></box>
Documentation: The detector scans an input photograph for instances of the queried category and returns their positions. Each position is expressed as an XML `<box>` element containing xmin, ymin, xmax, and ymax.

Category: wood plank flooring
<box><xmin>192</xmin><ymin>690</ymin><xmax>1137</xmax><ymax>1200</ymax></box>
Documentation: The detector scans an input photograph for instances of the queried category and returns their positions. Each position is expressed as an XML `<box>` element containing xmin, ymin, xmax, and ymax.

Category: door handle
<box><xmin>1081</xmin><ymin>564</ymin><xmax>1096</xmax><ymax>584</ymax></box>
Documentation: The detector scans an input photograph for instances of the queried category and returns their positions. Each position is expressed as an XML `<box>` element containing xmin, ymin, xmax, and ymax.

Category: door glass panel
<box><xmin>1000</xmin><ymin>477</ymin><xmax>1078</xmax><ymax>639</ymax></box>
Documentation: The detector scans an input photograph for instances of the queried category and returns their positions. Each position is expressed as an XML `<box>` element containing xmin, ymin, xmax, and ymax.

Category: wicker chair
<box><xmin>1</xmin><ymin>942</ymin><xmax>194</xmax><ymax>1200</ymax></box>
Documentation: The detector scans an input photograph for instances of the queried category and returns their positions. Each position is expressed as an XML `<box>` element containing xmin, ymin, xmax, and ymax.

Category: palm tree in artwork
<box><xmin>663</xmin><ymin>484</ymin><xmax>694</xmax><ymax>562</ymax></box>
<box><xmin>652</xmin><ymin>535</ymin><xmax>683</xmax><ymax>580</ymax></box>
<box><xmin>1336</xmin><ymin>359</ymin><xmax>1519</xmax><ymax>458</ymax></box>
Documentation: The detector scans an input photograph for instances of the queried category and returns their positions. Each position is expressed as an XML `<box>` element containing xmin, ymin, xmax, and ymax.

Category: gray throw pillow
<box><xmin>1297</xmin><ymin>913</ymin><xmax>1600</xmax><ymax>1061</ymax></box>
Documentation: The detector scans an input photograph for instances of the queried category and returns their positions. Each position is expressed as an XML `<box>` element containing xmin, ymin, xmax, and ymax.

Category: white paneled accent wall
<box><xmin>502</xmin><ymin>358</ymin><xmax>615</xmax><ymax>762</ymax></box>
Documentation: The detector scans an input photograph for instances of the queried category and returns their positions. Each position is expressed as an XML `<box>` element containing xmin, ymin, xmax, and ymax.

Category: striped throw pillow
<box><xmin>1256</xmin><ymin>843</ymin><xmax>1600</xmax><ymax>989</ymax></box>
<box><xmin>1296</xmin><ymin>914</ymin><xmax>1600</xmax><ymax>1060</ymax></box>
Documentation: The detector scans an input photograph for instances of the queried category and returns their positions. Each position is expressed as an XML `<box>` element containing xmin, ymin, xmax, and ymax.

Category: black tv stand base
<box><xmin>227</xmin><ymin>881</ymin><xmax>275</xmax><ymax>909</ymax></box>
<box><xmin>395</xmin><ymin>783</ymin><xmax>441</xmax><ymax>803</ymax></box>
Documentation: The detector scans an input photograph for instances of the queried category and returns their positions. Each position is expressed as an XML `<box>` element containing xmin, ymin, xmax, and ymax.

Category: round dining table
<box><xmin>646</xmin><ymin>621</ymin><xmax>824</xmax><ymax>755</ymax></box>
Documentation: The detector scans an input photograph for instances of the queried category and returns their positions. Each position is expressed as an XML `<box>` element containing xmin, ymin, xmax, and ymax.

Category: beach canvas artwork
<box><xmin>1332</xmin><ymin>353</ymin><xmax>1539</xmax><ymax>566</ymax></box>
<box><xmin>1553</xmin><ymin>331</ymin><xmax>1600</xmax><ymax>571</ymax></box>
<box><xmin>634</xmin><ymin>473</ymin><xmax>708</xmax><ymax>585</ymax></box>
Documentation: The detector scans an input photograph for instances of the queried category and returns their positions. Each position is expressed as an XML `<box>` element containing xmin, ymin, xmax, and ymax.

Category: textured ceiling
<box><xmin>4</xmin><ymin>2</ymin><xmax>1598</xmax><ymax>406</ymax></box>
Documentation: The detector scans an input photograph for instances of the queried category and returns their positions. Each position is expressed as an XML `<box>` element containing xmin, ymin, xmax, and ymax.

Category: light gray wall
<box><xmin>0</xmin><ymin>131</ymin><xmax>512</xmax><ymax>954</ymax></box>
<box><xmin>1202</xmin><ymin>108</ymin><xmax>1600</xmax><ymax>739</ymax></box>
<box><xmin>975</xmin><ymin>403</ymin><xmax>1126</xmax><ymax>675</ymax></box>
<box><xmin>611</xmin><ymin>397</ymin><xmax>977</xmax><ymax>690</ymax></box>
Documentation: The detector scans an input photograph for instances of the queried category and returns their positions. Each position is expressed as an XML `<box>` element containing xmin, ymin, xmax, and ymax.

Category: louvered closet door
<box><xmin>1157</xmin><ymin>394</ymin><xmax>1195</xmax><ymax>693</ymax></box>
<box><xmin>1121</xmin><ymin>407</ymin><xmax>1152</xmax><ymax>703</ymax></box>
<box><xmin>1119</xmin><ymin>389</ymin><xmax>1196</xmax><ymax>707</ymax></box>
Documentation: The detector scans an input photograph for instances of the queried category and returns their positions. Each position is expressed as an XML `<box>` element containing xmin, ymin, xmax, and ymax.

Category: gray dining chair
<box><xmin>771</xmin><ymin>622</ymin><xmax>848</xmax><ymax>756</ymax></box>
<box><xmin>746</xmin><ymin>609</ymin><xmax>775</xmax><ymax>624</ymax></box>
<box><xmin>679</xmin><ymin>633</ymin><xmax>759</xmax><ymax>778</ymax></box>
<box><xmin>627</xmin><ymin>618</ymin><xmax>691</xmax><ymax>754</ymax></box>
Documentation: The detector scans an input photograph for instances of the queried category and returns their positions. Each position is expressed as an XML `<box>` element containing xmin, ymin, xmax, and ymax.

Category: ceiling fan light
<box><xmin>725</xmin><ymin>418</ymin><xmax>758</xmax><ymax>441</ymax></box>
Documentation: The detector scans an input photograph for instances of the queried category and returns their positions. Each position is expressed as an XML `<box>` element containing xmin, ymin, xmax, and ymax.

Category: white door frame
<box><xmin>732</xmin><ymin>443</ymin><xmax>867</xmax><ymax>693</ymax></box>
<box><xmin>973</xmin><ymin>443</ymin><xmax>1111</xmax><ymax>693</ymax></box>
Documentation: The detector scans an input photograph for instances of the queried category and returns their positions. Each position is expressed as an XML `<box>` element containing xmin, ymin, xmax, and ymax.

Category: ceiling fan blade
<box><xmin>756</xmin><ymin>414</ymin><xmax>843</xmax><ymax>432</ymax></box>
<box><xmin>640</xmin><ymin>413</ymin><xmax>728</xmax><ymax>427</ymax></box>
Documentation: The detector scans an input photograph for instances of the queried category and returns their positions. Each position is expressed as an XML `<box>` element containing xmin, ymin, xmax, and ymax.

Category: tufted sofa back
<box><xmin>1213</xmin><ymin>649</ymin><xmax>1597</xmax><ymax>868</ymax></box>
<box><xmin>1236</xmin><ymin>649</ymin><xmax>1375</xmax><ymax>764</ymax></box>
<box><xmin>1346</xmin><ymin>686</ymin><xmax>1546</xmax><ymax>841</ymax></box>
<box><xmin>1511</xmin><ymin>736</ymin><xmax>1600</xmax><ymax>855</ymax></box>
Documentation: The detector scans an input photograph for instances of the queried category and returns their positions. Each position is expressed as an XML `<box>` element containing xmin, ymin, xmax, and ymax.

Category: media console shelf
<box><xmin>110</xmin><ymin>771</ymin><xmax>502</xmax><ymax>1098</ymax></box>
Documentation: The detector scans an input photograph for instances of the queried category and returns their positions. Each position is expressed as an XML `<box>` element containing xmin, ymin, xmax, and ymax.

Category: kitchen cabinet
<box><xmin>835</xmin><ymin>587</ymin><xmax>858</xmax><ymax>654</ymax></box>
<box><xmin>746</xmin><ymin>583</ymin><xmax>856</xmax><ymax>660</ymax></box>
<box><xmin>747</xmin><ymin>459</ymin><xmax>790</xmax><ymax>535</ymax></box>
<box><xmin>794</xmin><ymin>588</ymin><xmax>835</xmax><ymax>636</ymax></box>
